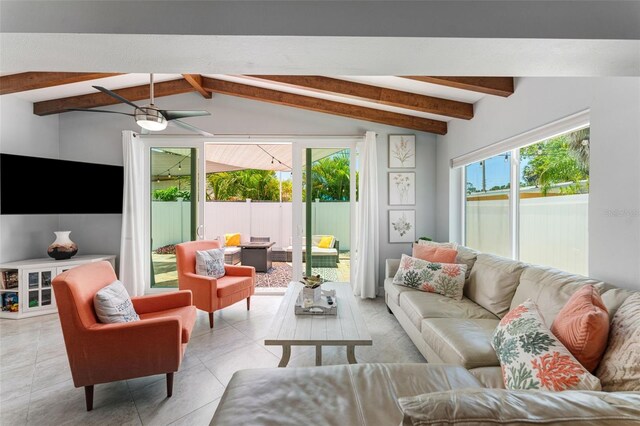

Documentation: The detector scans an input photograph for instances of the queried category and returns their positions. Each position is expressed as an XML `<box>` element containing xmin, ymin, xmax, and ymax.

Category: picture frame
<box><xmin>388</xmin><ymin>172</ymin><xmax>415</xmax><ymax>205</ymax></box>
<box><xmin>389</xmin><ymin>210</ymin><xmax>415</xmax><ymax>243</ymax></box>
<box><xmin>388</xmin><ymin>134</ymin><xmax>416</xmax><ymax>168</ymax></box>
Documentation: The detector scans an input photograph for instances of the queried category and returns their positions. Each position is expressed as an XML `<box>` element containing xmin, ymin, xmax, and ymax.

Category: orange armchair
<box><xmin>176</xmin><ymin>240</ymin><xmax>256</xmax><ymax>328</ymax></box>
<box><xmin>52</xmin><ymin>261</ymin><xmax>196</xmax><ymax>411</ymax></box>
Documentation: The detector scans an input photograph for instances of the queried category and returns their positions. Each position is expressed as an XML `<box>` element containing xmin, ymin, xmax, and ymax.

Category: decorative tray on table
<box><xmin>294</xmin><ymin>276</ymin><xmax>337</xmax><ymax>315</ymax></box>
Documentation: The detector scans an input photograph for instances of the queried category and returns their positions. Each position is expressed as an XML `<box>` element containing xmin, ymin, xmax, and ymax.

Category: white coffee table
<box><xmin>265</xmin><ymin>281</ymin><xmax>373</xmax><ymax>367</ymax></box>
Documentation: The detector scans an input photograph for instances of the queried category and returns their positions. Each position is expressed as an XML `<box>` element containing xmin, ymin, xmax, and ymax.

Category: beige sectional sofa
<box><xmin>384</xmin><ymin>247</ymin><xmax>636</xmax><ymax>387</ymax></box>
<box><xmin>212</xmin><ymin>247</ymin><xmax>639</xmax><ymax>425</ymax></box>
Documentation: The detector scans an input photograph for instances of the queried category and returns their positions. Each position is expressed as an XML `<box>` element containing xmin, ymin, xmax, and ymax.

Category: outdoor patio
<box><xmin>152</xmin><ymin>251</ymin><xmax>351</xmax><ymax>290</ymax></box>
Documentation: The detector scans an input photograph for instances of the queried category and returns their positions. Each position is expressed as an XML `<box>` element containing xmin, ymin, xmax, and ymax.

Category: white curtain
<box><xmin>353</xmin><ymin>131</ymin><xmax>379</xmax><ymax>298</ymax></box>
<box><xmin>119</xmin><ymin>131</ymin><xmax>146</xmax><ymax>296</ymax></box>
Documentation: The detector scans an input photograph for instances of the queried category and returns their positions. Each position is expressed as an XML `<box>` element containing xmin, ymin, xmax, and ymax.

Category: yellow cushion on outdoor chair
<box><xmin>318</xmin><ymin>236</ymin><xmax>334</xmax><ymax>249</ymax></box>
<box><xmin>225</xmin><ymin>233</ymin><xmax>241</xmax><ymax>247</ymax></box>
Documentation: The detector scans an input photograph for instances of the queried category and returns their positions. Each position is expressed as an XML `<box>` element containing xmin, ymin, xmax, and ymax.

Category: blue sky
<box><xmin>466</xmin><ymin>153</ymin><xmax>532</xmax><ymax>191</ymax></box>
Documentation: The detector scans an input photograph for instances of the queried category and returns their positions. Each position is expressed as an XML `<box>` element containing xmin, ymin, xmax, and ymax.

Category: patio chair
<box><xmin>176</xmin><ymin>240</ymin><xmax>256</xmax><ymax>328</ymax></box>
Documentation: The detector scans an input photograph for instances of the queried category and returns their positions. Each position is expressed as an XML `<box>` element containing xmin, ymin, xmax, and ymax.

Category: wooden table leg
<box><xmin>347</xmin><ymin>345</ymin><xmax>357</xmax><ymax>364</ymax></box>
<box><xmin>315</xmin><ymin>345</ymin><xmax>322</xmax><ymax>366</ymax></box>
<box><xmin>278</xmin><ymin>345</ymin><xmax>291</xmax><ymax>367</ymax></box>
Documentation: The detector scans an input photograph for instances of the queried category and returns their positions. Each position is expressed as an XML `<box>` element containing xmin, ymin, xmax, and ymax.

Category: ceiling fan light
<box><xmin>135</xmin><ymin>109</ymin><xmax>167</xmax><ymax>131</ymax></box>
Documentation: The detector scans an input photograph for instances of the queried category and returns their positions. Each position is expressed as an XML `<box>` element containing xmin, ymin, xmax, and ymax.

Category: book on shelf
<box><xmin>1</xmin><ymin>271</ymin><xmax>19</xmax><ymax>289</ymax></box>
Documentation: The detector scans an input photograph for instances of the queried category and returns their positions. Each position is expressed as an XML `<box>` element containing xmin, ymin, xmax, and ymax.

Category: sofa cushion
<box><xmin>596</xmin><ymin>293</ymin><xmax>640</xmax><ymax>391</ymax></box>
<box><xmin>393</xmin><ymin>254</ymin><xmax>467</xmax><ymax>300</ymax></box>
<box><xmin>399</xmin><ymin>290</ymin><xmax>497</xmax><ymax>331</ymax></box>
<box><xmin>492</xmin><ymin>299</ymin><xmax>601</xmax><ymax>391</ymax></box>
<box><xmin>511</xmin><ymin>265</ymin><xmax>608</xmax><ymax>325</ymax></box>
<box><xmin>468</xmin><ymin>366</ymin><xmax>505</xmax><ymax>389</ymax></box>
<box><xmin>465</xmin><ymin>253</ymin><xmax>526</xmax><ymax>318</ymax></box>
<box><xmin>421</xmin><ymin>318</ymin><xmax>500</xmax><ymax>368</ymax></box>
<box><xmin>416</xmin><ymin>240</ymin><xmax>457</xmax><ymax>250</ymax></box>
<box><xmin>398</xmin><ymin>389</ymin><xmax>640</xmax><ymax>426</ymax></box>
<box><xmin>93</xmin><ymin>280</ymin><xmax>140</xmax><ymax>323</ymax></box>
<box><xmin>456</xmin><ymin>245</ymin><xmax>478</xmax><ymax>280</ymax></box>
<box><xmin>601</xmin><ymin>287</ymin><xmax>636</xmax><ymax>320</ymax></box>
<box><xmin>384</xmin><ymin>279</ymin><xmax>415</xmax><ymax>306</ymax></box>
<box><xmin>139</xmin><ymin>305</ymin><xmax>196</xmax><ymax>343</ymax></box>
<box><xmin>211</xmin><ymin>363</ymin><xmax>483</xmax><ymax>426</ymax></box>
<box><xmin>317</xmin><ymin>235</ymin><xmax>333</xmax><ymax>248</ymax></box>
<box><xmin>550</xmin><ymin>285</ymin><xmax>609</xmax><ymax>372</ymax></box>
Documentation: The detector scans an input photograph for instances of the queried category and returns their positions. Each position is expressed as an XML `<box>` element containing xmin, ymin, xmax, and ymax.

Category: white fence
<box><xmin>152</xmin><ymin>200</ymin><xmax>192</xmax><ymax>250</ymax></box>
<box><xmin>466</xmin><ymin>194</ymin><xmax>588</xmax><ymax>275</ymax></box>
<box><xmin>152</xmin><ymin>200</ymin><xmax>351</xmax><ymax>251</ymax></box>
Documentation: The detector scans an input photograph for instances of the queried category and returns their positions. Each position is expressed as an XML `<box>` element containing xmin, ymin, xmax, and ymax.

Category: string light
<box><xmin>504</xmin><ymin>154</ymin><xmax>509</xmax><ymax>163</ymax></box>
<box><xmin>168</xmin><ymin>170</ymin><xmax>172</xmax><ymax>178</ymax></box>
<box><xmin>178</xmin><ymin>162</ymin><xmax>182</xmax><ymax>170</ymax></box>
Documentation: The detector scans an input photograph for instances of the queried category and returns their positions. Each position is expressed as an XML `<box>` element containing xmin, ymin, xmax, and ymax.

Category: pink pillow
<box><xmin>550</xmin><ymin>285</ymin><xmax>609</xmax><ymax>372</ymax></box>
<box><xmin>412</xmin><ymin>244</ymin><xmax>458</xmax><ymax>264</ymax></box>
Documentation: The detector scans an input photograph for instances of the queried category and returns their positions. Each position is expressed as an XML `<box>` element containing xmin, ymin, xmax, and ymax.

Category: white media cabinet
<box><xmin>0</xmin><ymin>255</ymin><xmax>116</xmax><ymax>319</ymax></box>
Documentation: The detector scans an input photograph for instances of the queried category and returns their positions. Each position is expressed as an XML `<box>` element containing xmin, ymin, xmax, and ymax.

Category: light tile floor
<box><xmin>0</xmin><ymin>295</ymin><xmax>425</xmax><ymax>425</ymax></box>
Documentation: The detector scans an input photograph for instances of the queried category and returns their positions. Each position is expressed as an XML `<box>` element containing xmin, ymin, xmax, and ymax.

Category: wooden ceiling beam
<box><xmin>0</xmin><ymin>72</ymin><xmax>123</xmax><ymax>96</ymax></box>
<box><xmin>182</xmin><ymin>74</ymin><xmax>212</xmax><ymax>99</ymax></box>
<box><xmin>201</xmin><ymin>77</ymin><xmax>447</xmax><ymax>134</ymax></box>
<box><xmin>248</xmin><ymin>75</ymin><xmax>473</xmax><ymax>120</ymax></box>
<box><xmin>33</xmin><ymin>78</ymin><xmax>196</xmax><ymax>116</ymax></box>
<box><xmin>402</xmin><ymin>77</ymin><xmax>514</xmax><ymax>97</ymax></box>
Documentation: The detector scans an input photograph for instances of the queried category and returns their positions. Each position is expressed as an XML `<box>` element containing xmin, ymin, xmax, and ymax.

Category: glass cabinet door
<box><xmin>24</xmin><ymin>269</ymin><xmax>56</xmax><ymax>311</ymax></box>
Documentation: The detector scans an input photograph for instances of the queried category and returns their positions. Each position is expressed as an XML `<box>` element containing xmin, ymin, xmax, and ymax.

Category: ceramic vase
<box><xmin>47</xmin><ymin>231</ymin><xmax>78</xmax><ymax>260</ymax></box>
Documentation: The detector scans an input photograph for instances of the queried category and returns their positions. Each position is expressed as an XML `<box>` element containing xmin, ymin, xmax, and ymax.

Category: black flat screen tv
<box><xmin>0</xmin><ymin>154</ymin><xmax>124</xmax><ymax>214</ymax></box>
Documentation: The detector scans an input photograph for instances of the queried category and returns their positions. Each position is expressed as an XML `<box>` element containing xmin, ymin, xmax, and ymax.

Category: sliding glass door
<box><xmin>292</xmin><ymin>140</ymin><xmax>357</xmax><ymax>283</ymax></box>
<box><xmin>145</xmin><ymin>141</ymin><xmax>205</xmax><ymax>290</ymax></box>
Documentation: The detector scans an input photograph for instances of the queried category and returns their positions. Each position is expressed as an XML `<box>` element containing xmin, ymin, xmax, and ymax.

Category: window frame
<box><xmin>461</xmin><ymin>119</ymin><xmax>590</xmax><ymax>273</ymax></box>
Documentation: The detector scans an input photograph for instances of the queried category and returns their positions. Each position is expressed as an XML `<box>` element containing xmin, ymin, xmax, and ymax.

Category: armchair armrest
<box><xmin>79</xmin><ymin>317</ymin><xmax>183</xmax><ymax>383</ymax></box>
<box><xmin>225</xmin><ymin>264</ymin><xmax>255</xmax><ymax>278</ymax></box>
<box><xmin>386</xmin><ymin>259</ymin><xmax>401</xmax><ymax>279</ymax></box>
<box><xmin>131</xmin><ymin>290</ymin><xmax>193</xmax><ymax>315</ymax></box>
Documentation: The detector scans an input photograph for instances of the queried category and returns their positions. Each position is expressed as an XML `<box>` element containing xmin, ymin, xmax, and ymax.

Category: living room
<box><xmin>1</xmin><ymin>1</ymin><xmax>639</xmax><ymax>425</ymax></box>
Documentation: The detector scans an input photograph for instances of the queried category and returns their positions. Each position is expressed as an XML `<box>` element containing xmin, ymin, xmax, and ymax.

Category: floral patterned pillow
<box><xmin>492</xmin><ymin>299</ymin><xmax>601</xmax><ymax>392</ymax></box>
<box><xmin>392</xmin><ymin>254</ymin><xmax>467</xmax><ymax>300</ymax></box>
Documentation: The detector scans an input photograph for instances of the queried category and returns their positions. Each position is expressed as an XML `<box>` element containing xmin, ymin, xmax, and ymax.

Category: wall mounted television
<box><xmin>0</xmin><ymin>154</ymin><xmax>124</xmax><ymax>214</ymax></box>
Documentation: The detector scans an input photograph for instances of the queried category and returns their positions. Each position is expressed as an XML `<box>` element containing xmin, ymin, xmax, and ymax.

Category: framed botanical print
<box><xmin>388</xmin><ymin>134</ymin><xmax>415</xmax><ymax>168</ymax></box>
<box><xmin>389</xmin><ymin>210</ymin><xmax>415</xmax><ymax>243</ymax></box>
<box><xmin>389</xmin><ymin>172</ymin><xmax>415</xmax><ymax>205</ymax></box>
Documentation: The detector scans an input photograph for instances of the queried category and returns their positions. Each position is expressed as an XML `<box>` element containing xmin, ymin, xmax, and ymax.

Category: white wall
<box><xmin>436</xmin><ymin>77</ymin><xmax>640</xmax><ymax>291</ymax></box>
<box><xmin>0</xmin><ymin>96</ymin><xmax>60</xmax><ymax>263</ymax></box>
<box><xmin>58</xmin><ymin>92</ymin><xmax>438</xmax><ymax>288</ymax></box>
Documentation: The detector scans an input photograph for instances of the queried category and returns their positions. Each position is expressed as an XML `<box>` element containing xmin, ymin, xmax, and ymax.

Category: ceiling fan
<box><xmin>67</xmin><ymin>74</ymin><xmax>213</xmax><ymax>136</ymax></box>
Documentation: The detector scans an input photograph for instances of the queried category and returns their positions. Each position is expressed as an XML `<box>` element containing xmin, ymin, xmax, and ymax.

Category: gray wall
<box><xmin>0</xmin><ymin>96</ymin><xmax>61</xmax><ymax>262</ymax></box>
<box><xmin>436</xmin><ymin>77</ymin><xmax>640</xmax><ymax>291</ymax></box>
<box><xmin>55</xmin><ymin>91</ymin><xmax>438</xmax><ymax>288</ymax></box>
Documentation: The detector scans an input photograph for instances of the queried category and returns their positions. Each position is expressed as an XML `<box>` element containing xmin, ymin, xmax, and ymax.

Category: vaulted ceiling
<box><xmin>0</xmin><ymin>72</ymin><xmax>515</xmax><ymax>135</ymax></box>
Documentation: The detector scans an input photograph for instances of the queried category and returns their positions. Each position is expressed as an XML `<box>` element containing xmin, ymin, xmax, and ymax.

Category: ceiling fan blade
<box><xmin>169</xmin><ymin>119</ymin><xmax>214</xmax><ymax>137</ymax></box>
<box><xmin>93</xmin><ymin>86</ymin><xmax>142</xmax><ymax>110</ymax></box>
<box><xmin>160</xmin><ymin>110</ymin><xmax>211</xmax><ymax>121</ymax></box>
<box><xmin>66</xmin><ymin>108</ymin><xmax>134</xmax><ymax>116</ymax></box>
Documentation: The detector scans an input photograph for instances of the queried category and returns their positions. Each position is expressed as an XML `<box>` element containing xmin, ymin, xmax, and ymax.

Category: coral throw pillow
<box><xmin>393</xmin><ymin>254</ymin><xmax>467</xmax><ymax>300</ymax></box>
<box><xmin>550</xmin><ymin>285</ymin><xmax>609</xmax><ymax>372</ymax></box>
<box><xmin>492</xmin><ymin>299</ymin><xmax>601</xmax><ymax>392</ymax></box>
<box><xmin>596</xmin><ymin>293</ymin><xmax>640</xmax><ymax>391</ymax></box>
<box><xmin>412</xmin><ymin>244</ymin><xmax>458</xmax><ymax>264</ymax></box>
<box><xmin>224</xmin><ymin>233</ymin><xmax>241</xmax><ymax>247</ymax></box>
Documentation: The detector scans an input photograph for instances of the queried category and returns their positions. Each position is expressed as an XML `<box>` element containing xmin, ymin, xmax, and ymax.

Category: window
<box><xmin>518</xmin><ymin>128</ymin><xmax>589</xmax><ymax>274</ymax></box>
<box><xmin>465</xmin><ymin>152</ymin><xmax>512</xmax><ymax>258</ymax></box>
<box><xmin>464</xmin><ymin>126</ymin><xmax>589</xmax><ymax>275</ymax></box>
